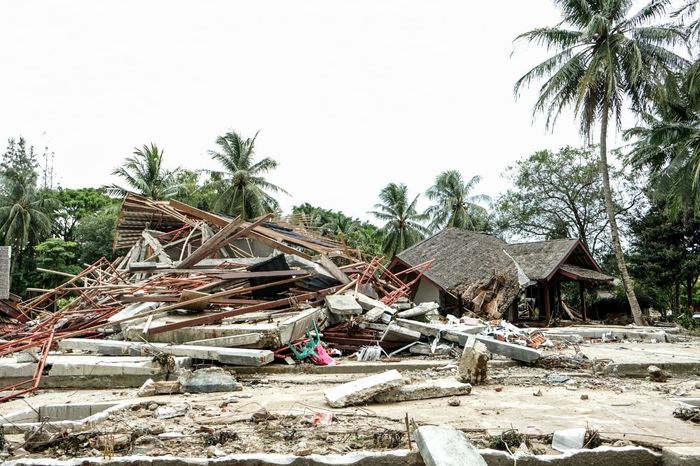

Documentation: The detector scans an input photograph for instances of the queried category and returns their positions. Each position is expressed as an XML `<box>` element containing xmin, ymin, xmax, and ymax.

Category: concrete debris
<box><xmin>648</xmin><ymin>365</ymin><xmax>670</xmax><ymax>382</ymax></box>
<box><xmin>137</xmin><ymin>378</ymin><xmax>181</xmax><ymax>397</ymax></box>
<box><xmin>325</xmin><ymin>295</ymin><xmax>363</xmax><ymax>316</ymax></box>
<box><xmin>362</xmin><ymin>307</ymin><xmax>386</xmax><ymax>323</ymax></box>
<box><xmin>552</xmin><ymin>427</ymin><xmax>587</xmax><ymax>452</ymax></box>
<box><xmin>448</xmin><ymin>397</ymin><xmax>461</xmax><ymax>406</ymax></box>
<box><xmin>414</xmin><ymin>425</ymin><xmax>488</xmax><ymax>466</ymax></box>
<box><xmin>396</xmin><ymin>301</ymin><xmax>439</xmax><ymax>319</ymax></box>
<box><xmin>178</xmin><ymin>367</ymin><xmax>240</xmax><ymax>393</ymax></box>
<box><xmin>372</xmin><ymin>378</ymin><xmax>472</xmax><ymax>403</ymax></box>
<box><xmin>456</xmin><ymin>337</ymin><xmax>488</xmax><ymax>384</ymax></box>
<box><xmin>155</xmin><ymin>403</ymin><xmax>190</xmax><ymax>419</ymax></box>
<box><xmin>324</xmin><ymin>370</ymin><xmax>404</xmax><ymax>408</ymax></box>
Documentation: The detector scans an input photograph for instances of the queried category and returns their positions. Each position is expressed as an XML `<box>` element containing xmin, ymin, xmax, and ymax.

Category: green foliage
<box><xmin>174</xmin><ymin>169</ymin><xmax>218</xmax><ymax>211</ymax></box>
<box><xmin>208</xmin><ymin>131</ymin><xmax>287</xmax><ymax>219</ymax></box>
<box><xmin>370</xmin><ymin>183</ymin><xmax>429</xmax><ymax>258</ymax></box>
<box><xmin>0</xmin><ymin>138</ymin><xmax>56</xmax><ymax>292</ymax></box>
<box><xmin>496</xmin><ymin>147</ymin><xmax>640</xmax><ymax>258</ymax></box>
<box><xmin>34</xmin><ymin>238</ymin><xmax>82</xmax><ymax>288</ymax></box>
<box><xmin>424</xmin><ymin>170</ymin><xmax>490</xmax><ymax>232</ymax></box>
<box><xmin>73</xmin><ymin>208</ymin><xmax>118</xmax><ymax>265</ymax></box>
<box><xmin>112</xmin><ymin>143</ymin><xmax>181</xmax><ymax>200</ymax></box>
<box><xmin>629</xmin><ymin>202</ymin><xmax>700</xmax><ymax>314</ymax></box>
<box><xmin>291</xmin><ymin>203</ymin><xmax>385</xmax><ymax>259</ymax></box>
<box><xmin>626</xmin><ymin>62</ymin><xmax>700</xmax><ymax>213</ymax></box>
<box><xmin>50</xmin><ymin>187</ymin><xmax>113</xmax><ymax>240</ymax></box>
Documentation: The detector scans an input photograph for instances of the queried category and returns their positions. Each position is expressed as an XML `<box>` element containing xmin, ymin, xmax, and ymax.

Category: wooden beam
<box><xmin>167</xmin><ymin>199</ymin><xmax>230</xmax><ymax>227</ymax></box>
<box><xmin>178</xmin><ymin>216</ymin><xmax>244</xmax><ymax>268</ymax></box>
<box><xmin>245</xmin><ymin>230</ymin><xmax>313</xmax><ymax>260</ymax></box>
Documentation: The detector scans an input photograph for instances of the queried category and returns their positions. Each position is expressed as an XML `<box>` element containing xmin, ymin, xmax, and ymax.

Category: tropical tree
<box><xmin>424</xmin><ymin>170</ymin><xmax>490</xmax><ymax>232</ymax></box>
<box><xmin>209</xmin><ymin>131</ymin><xmax>288</xmax><ymax>219</ymax></box>
<box><xmin>370</xmin><ymin>183</ymin><xmax>429</xmax><ymax>258</ymax></box>
<box><xmin>514</xmin><ymin>0</ymin><xmax>687</xmax><ymax>325</ymax></box>
<box><xmin>112</xmin><ymin>143</ymin><xmax>180</xmax><ymax>200</ymax></box>
<box><xmin>0</xmin><ymin>170</ymin><xmax>54</xmax><ymax>277</ymax></box>
<box><xmin>626</xmin><ymin>63</ymin><xmax>700</xmax><ymax>212</ymax></box>
<box><xmin>496</xmin><ymin>146</ymin><xmax>642</xmax><ymax>258</ymax></box>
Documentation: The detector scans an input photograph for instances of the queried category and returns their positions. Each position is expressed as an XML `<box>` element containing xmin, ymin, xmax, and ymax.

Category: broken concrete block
<box><xmin>552</xmin><ymin>427</ymin><xmax>586</xmax><ymax>452</ymax></box>
<box><xmin>409</xmin><ymin>342</ymin><xmax>452</xmax><ymax>355</ymax></box>
<box><xmin>648</xmin><ymin>365</ymin><xmax>669</xmax><ymax>382</ymax></box>
<box><xmin>372</xmin><ymin>378</ymin><xmax>472</xmax><ymax>403</ymax></box>
<box><xmin>396</xmin><ymin>301</ymin><xmax>439</xmax><ymax>319</ymax></box>
<box><xmin>325</xmin><ymin>295</ymin><xmax>363</xmax><ymax>315</ymax></box>
<box><xmin>351</xmin><ymin>292</ymin><xmax>389</xmax><ymax>312</ymax></box>
<box><xmin>414</xmin><ymin>425</ymin><xmax>487</xmax><ymax>466</ymax></box>
<box><xmin>178</xmin><ymin>367</ymin><xmax>239</xmax><ymax>393</ymax></box>
<box><xmin>324</xmin><ymin>369</ymin><xmax>404</xmax><ymax>408</ymax></box>
<box><xmin>363</xmin><ymin>307</ymin><xmax>386</xmax><ymax>323</ymax></box>
<box><xmin>137</xmin><ymin>378</ymin><xmax>181</xmax><ymax>397</ymax></box>
<box><xmin>457</xmin><ymin>334</ymin><xmax>541</xmax><ymax>363</ymax></box>
<box><xmin>457</xmin><ymin>337</ymin><xmax>488</xmax><ymax>385</ymax></box>
<box><xmin>385</xmin><ymin>325</ymin><xmax>421</xmax><ymax>342</ymax></box>
<box><xmin>155</xmin><ymin>403</ymin><xmax>189</xmax><ymax>419</ymax></box>
<box><xmin>182</xmin><ymin>333</ymin><xmax>262</xmax><ymax>347</ymax></box>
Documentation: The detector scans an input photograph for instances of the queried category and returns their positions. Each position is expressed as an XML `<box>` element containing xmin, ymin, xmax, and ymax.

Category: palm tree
<box><xmin>370</xmin><ymin>183</ymin><xmax>429</xmax><ymax>258</ymax></box>
<box><xmin>209</xmin><ymin>131</ymin><xmax>288</xmax><ymax>220</ymax></box>
<box><xmin>424</xmin><ymin>170</ymin><xmax>490</xmax><ymax>231</ymax></box>
<box><xmin>0</xmin><ymin>170</ymin><xmax>53</xmax><ymax>273</ymax></box>
<box><xmin>626</xmin><ymin>67</ymin><xmax>700</xmax><ymax>211</ymax></box>
<box><xmin>514</xmin><ymin>0</ymin><xmax>687</xmax><ymax>326</ymax></box>
<box><xmin>112</xmin><ymin>143</ymin><xmax>180</xmax><ymax>200</ymax></box>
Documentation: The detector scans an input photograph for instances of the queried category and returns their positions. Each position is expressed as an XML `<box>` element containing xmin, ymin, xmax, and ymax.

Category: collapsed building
<box><xmin>388</xmin><ymin>228</ymin><xmax>613</xmax><ymax>321</ymax></box>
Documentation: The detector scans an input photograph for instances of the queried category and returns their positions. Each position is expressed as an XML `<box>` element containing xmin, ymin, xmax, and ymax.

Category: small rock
<box><xmin>647</xmin><ymin>365</ymin><xmax>669</xmax><ymax>383</ymax></box>
<box><xmin>533</xmin><ymin>389</ymin><xmax>543</xmax><ymax>397</ymax></box>
<box><xmin>131</xmin><ymin>435</ymin><xmax>163</xmax><ymax>455</ymax></box>
<box><xmin>206</xmin><ymin>445</ymin><xmax>226</xmax><ymax>457</ymax></box>
<box><xmin>448</xmin><ymin>397</ymin><xmax>461</xmax><ymax>406</ymax></box>
<box><xmin>494</xmin><ymin>386</ymin><xmax>503</xmax><ymax>392</ymax></box>
<box><xmin>155</xmin><ymin>403</ymin><xmax>189</xmax><ymax>419</ymax></box>
<box><xmin>295</xmin><ymin>448</ymin><xmax>313</xmax><ymax>456</ymax></box>
<box><xmin>695</xmin><ymin>381</ymin><xmax>700</xmax><ymax>389</ymax></box>
<box><xmin>148</xmin><ymin>402</ymin><xmax>158</xmax><ymax>411</ymax></box>
<box><xmin>613</xmin><ymin>439</ymin><xmax>633</xmax><ymax>447</ymax></box>
<box><xmin>580</xmin><ymin>394</ymin><xmax>589</xmax><ymax>400</ymax></box>
<box><xmin>11</xmin><ymin>448</ymin><xmax>29</xmax><ymax>458</ymax></box>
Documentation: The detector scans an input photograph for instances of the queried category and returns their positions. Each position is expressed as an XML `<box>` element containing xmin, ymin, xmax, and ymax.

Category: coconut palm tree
<box><xmin>209</xmin><ymin>131</ymin><xmax>288</xmax><ymax>220</ymax></box>
<box><xmin>424</xmin><ymin>170</ymin><xmax>490</xmax><ymax>232</ymax></box>
<box><xmin>626</xmin><ymin>67</ymin><xmax>700</xmax><ymax>212</ymax></box>
<box><xmin>0</xmin><ymin>169</ymin><xmax>53</xmax><ymax>273</ymax></box>
<box><xmin>370</xmin><ymin>183</ymin><xmax>429</xmax><ymax>258</ymax></box>
<box><xmin>514</xmin><ymin>0</ymin><xmax>688</xmax><ymax>326</ymax></box>
<box><xmin>112</xmin><ymin>143</ymin><xmax>180</xmax><ymax>200</ymax></box>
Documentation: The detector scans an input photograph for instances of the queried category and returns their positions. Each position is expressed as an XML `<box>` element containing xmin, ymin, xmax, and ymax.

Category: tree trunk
<box><xmin>687</xmin><ymin>276</ymin><xmax>694</xmax><ymax>315</ymax></box>
<box><xmin>599</xmin><ymin>108</ymin><xmax>644</xmax><ymax>326</ymax></box>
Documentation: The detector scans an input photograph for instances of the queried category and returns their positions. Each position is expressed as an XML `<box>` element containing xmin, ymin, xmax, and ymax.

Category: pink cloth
<box><xmin>310</xmin><ymin>344</ymin><xmax>336</xmax><ymax>365</ymax></box>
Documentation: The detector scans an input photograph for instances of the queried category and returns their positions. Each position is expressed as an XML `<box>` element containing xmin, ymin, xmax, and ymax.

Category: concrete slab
<box><xmin>456</xmin><ymin>334</ymin><xmax>541</xmax><ymax>363</ymax></box>
<box><xmin>363</xmin><ymin>307</ymin><xmax>386</xmax><ymax>323</ymax></box>
<box><xmin>414</xmin><ymin>425</ymin><xmax>487</xmax><ymax>466</ymax></box>
<box><xmin>325</xmin><ymin>295</ymin><xmax>363</xmax><ymax>315</ymax></box>
<box><xmin>396</xmin><ymin>302</ymin><xmax>439</xmax><ymax>319</ymax></box>
<box><xmin>59</xmin><ymin>338</ymin><xmax>274</xmax><ymax>367</ymax></box>
<box><xmin>662</xmin><ymin>445</ymin><xmax>700</xmax><ymax>465</ymax></box>
<box><xmin>182</xmin><ymin>333</ymin><xmax>262</xmax><ymax>347</ymax></box>
<box><xmin>324</xmin><ymin>369</ymin><xmax>404</xmax><ymax>408</ymax></box>
<box><xmin>372</xmin><ymin>378</ymin><xmax>472</xmax><ymax>403</ymax></box>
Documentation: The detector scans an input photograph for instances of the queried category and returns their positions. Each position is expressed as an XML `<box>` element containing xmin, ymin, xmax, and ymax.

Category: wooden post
<box><xmin>542</xmin><ymin>281</ymin><xmax>551</xmax><ymax>321</ymax></box>
<box><xmin>556</xmin><ymin>281</ymin><xmax>562</xmax><ymax>320</ymax></box>
<box><xmin>579</xmin><ymin>281</ymin><xmax>587</xmax><ymax>322</ymax></box>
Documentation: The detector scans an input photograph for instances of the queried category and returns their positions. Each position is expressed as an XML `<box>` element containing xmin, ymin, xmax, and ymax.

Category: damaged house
<box><xmin>388</xmin><ymin>228</ymin><xmax>613</xmax><ymax>321</ymax></box>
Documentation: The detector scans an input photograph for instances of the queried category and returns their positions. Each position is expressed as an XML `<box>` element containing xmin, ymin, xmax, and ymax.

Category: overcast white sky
<box><xmin>0</xmin><ymin>1</ymin><xmax>629</xmax><ymax>222</ymax></box>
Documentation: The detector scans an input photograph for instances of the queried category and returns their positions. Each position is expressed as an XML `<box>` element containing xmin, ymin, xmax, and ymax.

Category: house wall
<box><xmin>413</xmin><ymin>278</ymin><xmax>441</xmax><ymax>305</ymax></box>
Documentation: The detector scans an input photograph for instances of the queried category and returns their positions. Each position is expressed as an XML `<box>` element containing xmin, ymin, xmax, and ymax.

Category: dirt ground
<box><xmin>1</xmin><ymin>339</ymin><xmax>699</xmax><ymax>461</ymax></box>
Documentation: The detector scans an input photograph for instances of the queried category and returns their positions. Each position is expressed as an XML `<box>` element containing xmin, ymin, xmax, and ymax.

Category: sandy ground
<box><xmin>0</xmin><ymin>339</ymin><xmax>699</xmax><ymax>460</ymax></box>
